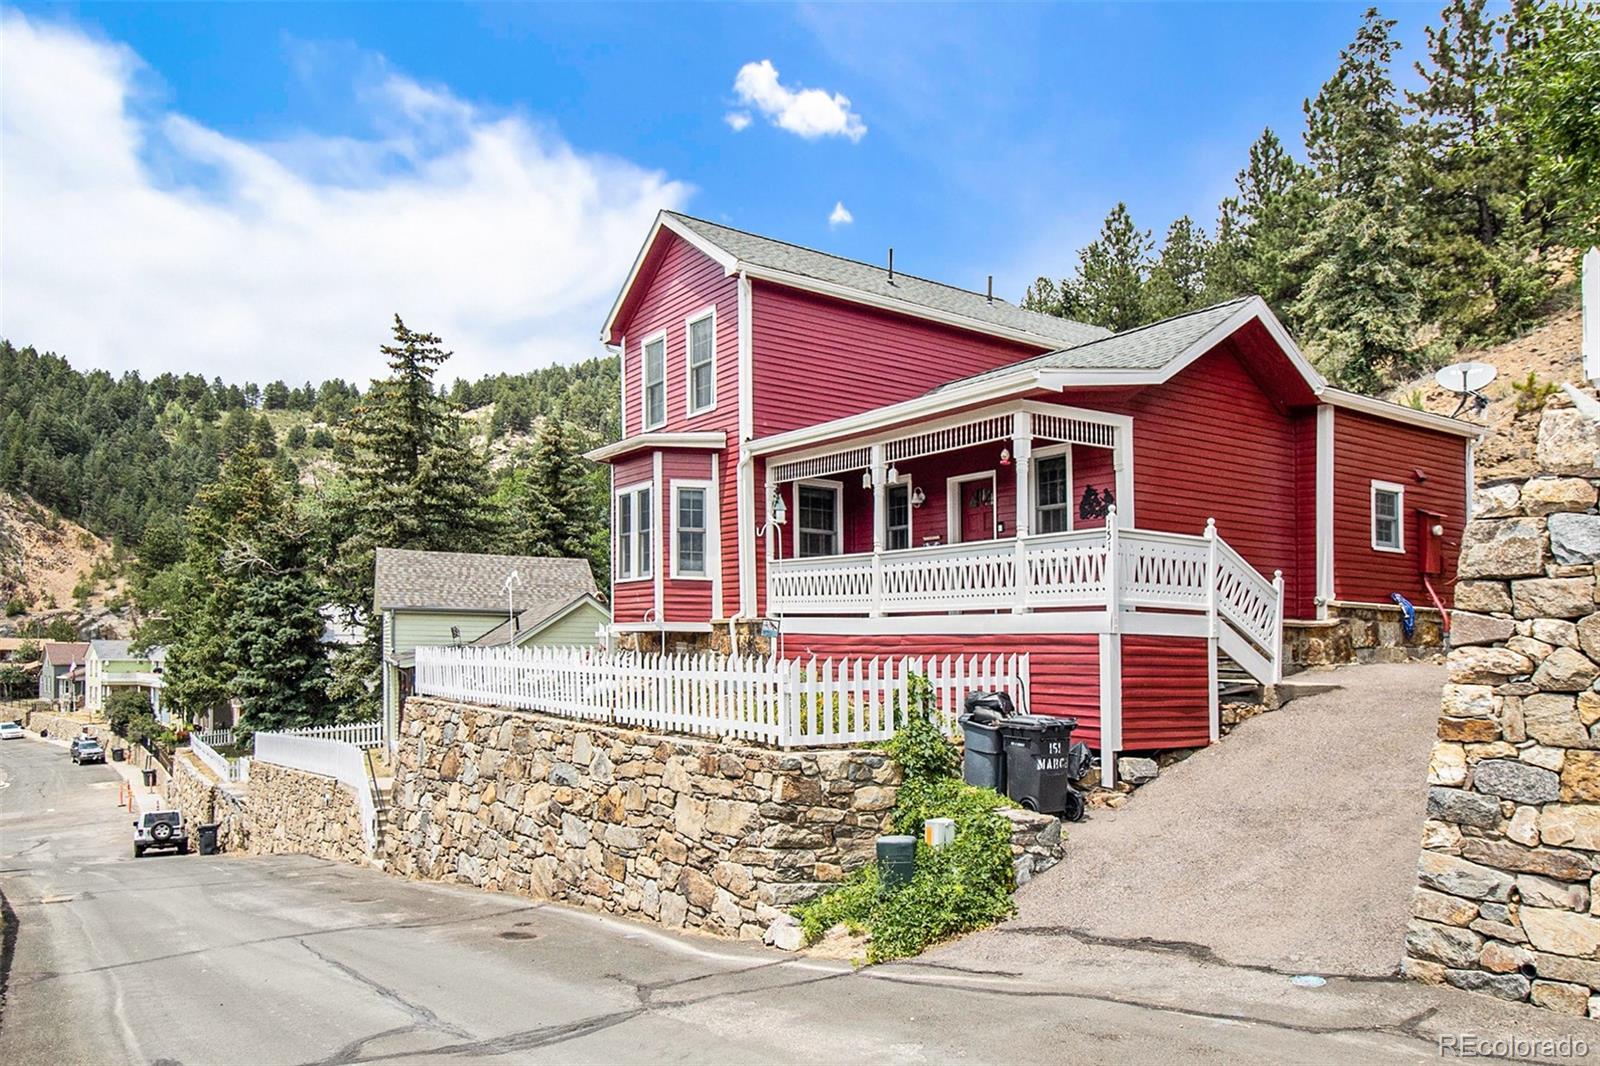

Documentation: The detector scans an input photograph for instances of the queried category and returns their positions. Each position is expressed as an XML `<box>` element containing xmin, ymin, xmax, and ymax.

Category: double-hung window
<box><xmin>673</xmin><ymin>484</ymin><xmax>709</xmax><ymax>578</ymax></box>
<box><xmin>642</xmin><ymin>333</ymin><xmax>666</xmax><ymax>430</ymax></box>
<box><xmin>1034</xmin><ymin>452</ymin><xmax>1071</xmax><ymax>534</ymax></box>
<box><xmin>886</xmin><ymin>483</ymin><xmax>911</xmax><ymax>550</ymax></box>
<box><xmin>796</xmin><ymin>482</ymin><xmax>841</xmax><ymax>558</ymax></box>
<box><xmin>616</xmin><ymin>484</ymin><xmax>653</xmax><ymax>579</ymax></box>
<box><xmin>1372</xmin><ymin>481</ymin><xmax>1404</xmax><ymax>553</ymax></box>
<box><xmin>686</xmin><ymin>310</ymin><xmax>716</xmax><ymax>414</ymax></box>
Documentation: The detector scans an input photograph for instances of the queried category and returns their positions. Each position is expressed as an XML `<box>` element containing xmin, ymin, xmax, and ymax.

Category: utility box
<box><xmin>1416</xmin><ymin>508</ymin><xmax>1447</xmax><ymax>575</ymax></box>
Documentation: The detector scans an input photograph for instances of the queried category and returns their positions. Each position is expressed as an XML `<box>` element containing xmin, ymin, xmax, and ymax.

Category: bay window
<box><xmin>616</xmin><ymin>483</ymin><xmax>652</xmax><ymax>580</ymax></box>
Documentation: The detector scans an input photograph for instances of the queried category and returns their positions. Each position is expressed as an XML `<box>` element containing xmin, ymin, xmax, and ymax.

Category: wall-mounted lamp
<box><xmin>911</xmin><ymin>487</ymin><xmax>926</xmax><ymax>508</ymax></box>
<box><xmin>862</xmin><ymin>470</ymin><xmax>872</xmax><ymax>489</ymax></box>
<box><xmin>999</xmin><ymin>448</ymin><xmax>1012</xmax><ymax>467</ymax></box>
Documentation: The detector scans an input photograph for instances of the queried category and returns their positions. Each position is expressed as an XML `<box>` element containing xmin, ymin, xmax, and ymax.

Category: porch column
<box><xmin>1012</xmin><ymin>411</ymin><xmax>1032</xmax><ymax>614</ymax></box>
<box><xmin>870</xmin><ymin>443</ymin><xmax>886</xmax><ymax>617</ymax></box>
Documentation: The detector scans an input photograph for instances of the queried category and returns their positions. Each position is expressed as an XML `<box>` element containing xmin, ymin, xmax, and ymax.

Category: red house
<box><xmin>588</xmin><ymin>211</ymin><xmax>1481</xmax><ymax>783</ymax></box>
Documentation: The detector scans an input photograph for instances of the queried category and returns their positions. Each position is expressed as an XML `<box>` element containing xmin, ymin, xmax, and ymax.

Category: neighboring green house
<box><xmin>39</xmin><ymin>641</ymin><xmax>90</xmax><ymax>709</ymax></box>
<box><xmin>374</xmin><ymin>548</ymin><xmax>605</xmax><ymax>743</ymax></box>
<box><xmin>85</xmin><ymin>640</ymin><xmax>164</xmax><ymax>714</ymax></box>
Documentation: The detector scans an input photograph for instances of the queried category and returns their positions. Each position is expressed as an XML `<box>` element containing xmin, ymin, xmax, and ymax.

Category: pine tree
<box><xmin>1233</xmin><ymin>129</ymin><xmax>1315</xmax><ymax>320</ymax></box>
<box><xmin>1291</xmin><ymin>8</ymin><xmax>1424</xmax><ymax>392</ymax></box>
<box><xmin>498</xmin><ymin>417</ymin><xmax>595</xmax><ymax>559</ymax></box>
<box><xmin>1409</xmin><ymin>0</ymin><xmax>1548</xmax><ymax>340</ymax></box>
<box><xmin>1023</xmin><ymin>203</ymin><xmax>1152</xmax><ymax>331</ymax></box>
<box><xmin>251</xmin><ymin>415</ymin><xmax>278</xmax><ymax>458</ymax></box>
<box><xmin>1144</xmin><ymin>216</ymin><xmax>1211</xmax><ymax>319</ymax></box>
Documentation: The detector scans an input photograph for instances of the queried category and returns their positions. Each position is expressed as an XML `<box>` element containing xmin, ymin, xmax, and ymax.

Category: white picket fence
<box><xmin>193</xmin><ymin>729</ymin><xmax>234</xmax><ymax>748</ymax></box>
<box><xmin>252</xmin><ymin>732</ymin><xmax>378</xmax><ymax>852</ymax></box>
<box><xmin>278</xmin><ymin>720</ymin><xmax>386</xmax><ymax>749</ymax></box>
<box><xmin>414</xmin><ymin>645</ymin><xmax>1028</xmax><ymax>747</ymax></box>
<box><xmin>188</xmin><ymin>733</ymin><xmax>249</xmax><ymax>783</ymax></box>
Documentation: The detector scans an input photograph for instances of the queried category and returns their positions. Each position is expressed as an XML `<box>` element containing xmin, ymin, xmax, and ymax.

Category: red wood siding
<box><xmin>611</xmin><ymin>453</ymin><xmax>656</xmax><ymax>625</ymax></box>
<box><xmin>662</xmin><ymin>452</ymin><xmax>715</xmax><ymax>623</ymax></box>
<box><xmin>786</xmin><ymin>632</ymin><xmax>1103</xmax><ymax>745</ymax></box>
<box><xmin>1063</xmin><ymin>341</ymin><xmax>1309</xmax><ymax>619</ymax></box>
<box><xmin>750</xmin><ymin>281</ymin><xmax>1048</xmax><ymax>437</ymax></box>
<box><xmin>1291</xmin><ymin>411</ymin><xmax>1319</xmax><ymax>618</ymax></box>
<box><xmin>1120</xmin><ymin>636</ymin><xmax>1210</xmax><ymax>750</ymax></box>
<box><xmin>617</xmin><ymin>233</ymin><xmax>739</xmax><ymax>439</ymax></box>
<box><xmin>1332</xmin><ymin>408</ymin><xmax>1469</xmax><ymax>609</ymax></box>
<box><xmin>1071</xmin><ymin>444</ymin><xmax>1115</xmax><ymax>530</ymax></box>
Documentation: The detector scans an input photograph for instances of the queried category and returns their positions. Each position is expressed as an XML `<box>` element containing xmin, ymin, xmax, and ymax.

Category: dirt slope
<box><xmin>0</xmin><ymin>492</ymin><xmax>128</xmax><ymax>635</ymax></box>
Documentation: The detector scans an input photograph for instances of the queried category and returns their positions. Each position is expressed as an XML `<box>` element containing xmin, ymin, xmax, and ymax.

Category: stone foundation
<box><xmin>1403</xmin><ymin>402</ymin><xmax>1600</xmax><ymax>1015</ymax></box>
<box><xmin>615</xmin><ymin>620</ymin><xmax>774</xmax><ymax>658</ymax></box>
<box><xmin>1285</xmin><ymin>603</ymin><xmax>1446</xmax><ymax>670</ymax></box>
<box><xmin>1005</xmin><ymin>808</ymin><xmax>1065</xmax><ymax>885</ymax></box>
<box><xmin>386</xmin><ymin>696</ymin><xmax>900</xmax><ymax>939</ymax></box>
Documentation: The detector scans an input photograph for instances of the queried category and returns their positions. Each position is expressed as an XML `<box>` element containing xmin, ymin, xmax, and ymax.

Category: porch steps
<box><xmin>1217</xmin><ymin>652</ymin><xmax>1263</xmax><ymax>702</ymax></box>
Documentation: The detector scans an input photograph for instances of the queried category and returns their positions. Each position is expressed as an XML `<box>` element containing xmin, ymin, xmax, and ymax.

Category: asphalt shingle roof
<box><xmin>374</xmin><ymin>549</ymin><xmax>598</xmax><ymax>615</ymax></box>
<box><xmin>470</xmin><ymin>591</ymin><xmax>602</xmax><ymax>648</ymax></box>
<box><xmin>43</xmin><ymin>642</ymin><xmax>90</xmax><ymax>666</ymax></box>
<box><xmin>89</xmin><ymin>639</ymin><xmax>135</xmax><ymax>660</ymax></box>
<box><xmin>929</xmin><ymin>297</ymin><xmax>1253</xmax><ymax>393</ymax></box>
<box><xmin>666</xmin><ymin>212</ymin><xmax>1112</xmax><ymax>350</ymax></box>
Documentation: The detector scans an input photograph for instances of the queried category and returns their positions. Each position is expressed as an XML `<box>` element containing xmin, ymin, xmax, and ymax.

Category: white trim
<box><xmin>1370</xmin><ymin>479</ymin><xmax>1406</xmax><ymax>554</ymax></box>
<box><xmin>684</xmin><ymin>304</ymin><xmax>718</xmax><ymax>416</ymax></box>
<box><xmin>609</xmin><ymin>464</ymin><xmax>617</xmax><ymax>613</ymax></box>
<box><xmin>670</xmin><ymin>479</ymin><xmax>716</xmax><ymax>582</ymax></box>
<box><xmin>781</xmin><ymin>612</ymin><xmax>1106</xmax><ymax>636</ymax></box>
<box><xmin>613</xmin><ymin>479</ymin><xmax>654</xmax><ymax>584</ymax></box>
<box><xmin>1465</xmin><ymin>439</ymin><xmax>1476</xmax><ymax>521</ymax></box>
<box><xmin>1315</xmin><ymin>405</ymin><xmax>1334</xmax><ymax>618</ymax></box>
<box><xmin>1322</xmin><ymin>387</ymin><xmax>1485</xmax><ymax>439</ymax></box>
<box><xmin>737</xmin><ymin>271</ymin><xmax>756</xmax><ymax>618</ymax></box>
<box><xmin>585</xmin><ymin>431</ymin><xmax>725</xmax><ymax>463</ymax></box>
<box><xmin>1098</xmin><ymin>632</ymin><xmax>1122</xmax><ymax>788</ymax></box>
<box><xmin>616</xmin><ymin>335</ymin><xmax>626</xmax><ymax>439</ymax></box>
<box><xmin>793</xmin><ymin>478</ymin><xmax>845</xmax><ymax>558</ymax></box>
<box><xmin>602</xmin><ymin>213</ymin><xmax>739</xmax><ymax>342</ymax></box>
<box><xmin>1206</xmin><ymin>635</ymin><xmax>1220</xmax><ymax>745</ymax></box>
<box><xmin>652</xmin><ymin>452</ymin><xmax>665</xmax><ymax>618</ymax></box>
<box><xmin>947</xmin><ymin>471</ymin><xmax>998</xmax><ymax>544</ymax></box>
<box><xmin>640</xmin><ymin>329</ymin><xmax>668</xmax><ymax>431</ymax></box>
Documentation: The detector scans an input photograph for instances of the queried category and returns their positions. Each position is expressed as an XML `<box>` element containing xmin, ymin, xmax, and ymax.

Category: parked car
<box><xmin>70</xmin><ymin>737</ymin><xmax>106</xmax><ymax>764</ymax></box>
<box><xmin>0</xmin><ymin>721</ymin><xmax>23</xmax><ymax>740</ymax></box>
<box><xmin>133</xmin><ymin>810</ymin><xmax>188</xmax><ymax>857</ymax></box>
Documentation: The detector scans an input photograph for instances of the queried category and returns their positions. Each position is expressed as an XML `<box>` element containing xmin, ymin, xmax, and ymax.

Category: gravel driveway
<box><xmin>938</xmin><ymin>660</ymin><xmax>1445</xmax><ymax>978</ymax></box>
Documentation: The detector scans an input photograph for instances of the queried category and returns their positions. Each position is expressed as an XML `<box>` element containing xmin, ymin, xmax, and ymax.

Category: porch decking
<box><xmin>769</xmin><ymin>517</ymin><xmax>1284</xmax><ymax>683</ymax></box>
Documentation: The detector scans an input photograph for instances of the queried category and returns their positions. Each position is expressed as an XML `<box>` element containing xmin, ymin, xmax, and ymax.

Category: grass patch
<box><xmin>795</xmin><ymin>682</ymin><xmax>1018</xmax><ymax>963</ymax></box>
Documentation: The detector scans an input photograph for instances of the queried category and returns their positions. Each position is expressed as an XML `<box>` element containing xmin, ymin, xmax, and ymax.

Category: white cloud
<box><xmin>0</xmin><ymin>12</ymin><xmax>691</xmax><ymax>383</ymax></box>
<box><xmin>828</xmin><ymin>201</ymin><xmax>853</xmax><ymax>227</ymax></box>
<box><xmin>731</xmin><ymin>60</ymin><xmax>866</xmax><ymax>142</ymax></box>
<box><xmin>723</xmin><ymin>110</ymin><xmax>752</xmax><ymax>132</ymax></box>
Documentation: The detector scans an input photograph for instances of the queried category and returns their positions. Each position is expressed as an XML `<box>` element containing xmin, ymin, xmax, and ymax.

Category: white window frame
<box><xmin>684</xmin><ymin>306</ymin><xmax>717</xmax><ymax>417</ymax></box>
<box><xmin>947</xmin><ymin>470</ymin><xmax>998</xmax><ymax>544</ymax></box>
<box><xmin>885</xmin><ymin>475</ymin><xmax>913</xmax><ymax>552</ymax></box>
<box><xmin>671</xmin><ymin>480</ymin><xmax>714</xmax><ymax>581</ymax></box>
<box><xmin>640</xmin><ymin>329</ymin><xmax>667</xmax><ymax>431</ymax></box>
<box><xmin>615</xmin><ymin>480</ymin><xmax>654</xmax><ymax>582</ymax></box>
<box><xmin>1371</xmin><ymin>479</ymin><xmax>1406</xmax><ymax>554</ymax></box>
<box><xmin>794</xmin><ymin>478</ymin><xmax>844</xmax><ymax>558</ymax></box>
<box><xmin>1032</xmin><ymin>443</ymin><xmax>1075</xmax><ymax>535</ymax></box>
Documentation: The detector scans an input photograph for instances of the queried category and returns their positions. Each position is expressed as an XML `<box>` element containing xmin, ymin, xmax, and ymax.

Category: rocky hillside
<box><xmin>1386</xmin><ymin>309</ymin><xmax>1583</xmax><ymax>483</ymax></box>
<box><xmin>0</xmin><ymin>492</ymin><xmax>129</xmax><ymax>637</ymax></box>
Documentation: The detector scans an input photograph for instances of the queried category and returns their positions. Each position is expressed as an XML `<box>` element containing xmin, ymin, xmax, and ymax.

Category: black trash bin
<box><xmin>1001</xmin><ymin>715</ymin><xmax>1085</xmax><ymax>822</ymax></box>
<box><xmin>110</xmin><ymin>747</ymin><xmax>126</xmax><ymax>763</ymax></box>
<box><xmin>958</xmin><ymin>715</ymin><xmax>1006</xmax><ymax>792</ymax></box>
<box><xmin>142</xmin><ymin>768</ymin><xmax>157</xmax><ymax>787</ymax></box>
<box><xmin>197</xmin><ymin>823</ymin><xmax>220</xmax><ymax>856</ymax></box>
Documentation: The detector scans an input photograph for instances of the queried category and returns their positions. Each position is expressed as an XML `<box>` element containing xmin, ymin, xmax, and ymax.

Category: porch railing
<box><xmin>768</xmin><ymin>515</ymin><xmax>1284</xmax><ymax>682</ymax></box>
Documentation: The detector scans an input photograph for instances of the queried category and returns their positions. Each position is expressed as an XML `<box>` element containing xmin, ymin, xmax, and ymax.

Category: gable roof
<box><xmin>44</xmin><ymin>642</ymin><xmax>89</xmax><ymax>666</ymax></box>
<box><xmin>374</xmin><ymin>548</ymin><xmax>598</xmax><ymax>614</ymax></box>
<box><xmin>89</xmin><ymin>639</ymin><xmax>136</xmax><ymax>660</ymax></box>
<box><xmin>605</xmin><ymin>211</ymin><xmax>1111</xmax><ymax>351</ymax></box>
<box><xmin>470</xmin><ymin>592</ymin><xmax>608</xmax><ymax>648</ymax></box>
<box><xmin>930</xmin><ymin>298</ymin><xmax>1255</xmax><ymax>391</ymax></box>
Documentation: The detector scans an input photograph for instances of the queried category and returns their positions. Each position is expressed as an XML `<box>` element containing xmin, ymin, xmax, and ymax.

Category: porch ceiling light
<box><xmin>886</xmin><ymin>464</ymin><xmax>900</xmax><ymax>483</ymax></box>
<box><xmin>863</xmin><ymin>470</ymin><xmax>872</xmax><ymax>489</ymax></box>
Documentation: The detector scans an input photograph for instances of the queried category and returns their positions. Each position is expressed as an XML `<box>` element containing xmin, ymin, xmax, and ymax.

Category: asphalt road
<box><xmin>2</xmin><ymin>732</ymin><xmax>1596</xmax><ymax>1065</ymax></box>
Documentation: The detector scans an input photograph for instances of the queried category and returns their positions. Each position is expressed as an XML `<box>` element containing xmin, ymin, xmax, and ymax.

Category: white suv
<box><xmin>133</xmin><ymin>810</ymin><xmax>189</xmax><ymax>857</ymax></box>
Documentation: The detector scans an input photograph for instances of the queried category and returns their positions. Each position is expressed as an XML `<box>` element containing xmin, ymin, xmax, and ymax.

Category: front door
<box><xmin>960</xmin><ymin>480</ymin><xmax>995</xmax><ymax>543</ymax></box>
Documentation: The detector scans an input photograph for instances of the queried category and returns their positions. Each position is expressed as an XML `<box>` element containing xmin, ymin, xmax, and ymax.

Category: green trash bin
<box><xmin>876</xmin><ymin>835</ymin><xmax>916</xmax><ymax>888</ymax></box>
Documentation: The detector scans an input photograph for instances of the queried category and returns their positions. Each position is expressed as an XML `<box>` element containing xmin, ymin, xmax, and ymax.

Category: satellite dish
<box><xmin>1435</xmin><ymin>361</ymin><xmax>1497</xmax><ymax>417</ymax></box>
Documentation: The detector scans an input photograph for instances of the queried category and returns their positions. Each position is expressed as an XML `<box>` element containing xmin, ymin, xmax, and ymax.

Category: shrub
<box><xmin>795</xmin><ymin>679</ymin><xmax>1019</xmax><ymax>962</ymax></box>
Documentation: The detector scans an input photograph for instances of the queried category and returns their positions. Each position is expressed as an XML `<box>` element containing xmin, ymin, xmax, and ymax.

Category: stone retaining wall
<box><xmin>386</xmin><ymin>697</ymin><xmax>901</xmax><ymax>939</ymax></box>
<box><xmin>24</xmin><ymin>708</ymin><xmax>101</xmax><ymax>740</ymax></box>
<box><xmin>164</xmin><ymin>748</ymin><xmax>365</xmax><ymax>863</ymax></box>
<box><xmin>1403</xmin><ymin>400</ymin><xmax>1600</xmax><ymax>1015</ymax></box>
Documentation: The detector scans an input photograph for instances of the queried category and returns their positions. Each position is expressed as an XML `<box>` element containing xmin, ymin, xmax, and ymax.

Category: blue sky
<box><xmin>1</xmin><ymin>2</ymin><xmax>1450</xmax><ymax>382</ymax></box>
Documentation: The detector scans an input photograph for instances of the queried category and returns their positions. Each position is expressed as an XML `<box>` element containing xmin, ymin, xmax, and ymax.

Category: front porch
<box><xmin>758</xmin><ymin>400</ymin><xmax>1285</xmax><ymax>685</ymax></box>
